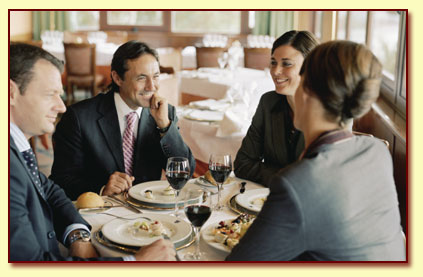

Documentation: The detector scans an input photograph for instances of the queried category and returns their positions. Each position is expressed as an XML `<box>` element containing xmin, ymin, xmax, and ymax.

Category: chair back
<box><xmin>63</xmin><ymin>43</ymin><xmax>96</xmax><ymax>77</ymax></box>
<box><xmin>195</xmin><ymin>47</ymin><xmax>226</xmax><ymax>68</ymax></box>
<box><xmin>244</xmin><ymin>47</ymin><xmax>271</xmax><ymax>70</ymax></box>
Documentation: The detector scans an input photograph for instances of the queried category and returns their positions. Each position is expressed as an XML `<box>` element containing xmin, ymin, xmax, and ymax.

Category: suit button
<box><xmin>47</xmin><ymin>231</ymin><xmax>55</xmax><ymax>239</ymax></box>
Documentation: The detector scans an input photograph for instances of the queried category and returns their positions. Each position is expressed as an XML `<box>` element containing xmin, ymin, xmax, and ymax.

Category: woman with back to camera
<box><xmin>234</xmin><ymin>30</ymin><xmax>319</xmax><ymax>186</ymax></box>
<box><xmin>227</xmin><ymin>41</ymin><xmax>405</xmax><ymax>261</ymax></box>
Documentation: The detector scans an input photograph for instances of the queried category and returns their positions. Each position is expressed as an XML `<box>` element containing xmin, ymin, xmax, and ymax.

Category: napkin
<box><xmin>185</xmin><ymin>110</ymin><xmax>224</xmax><ymax>122</ymax></box>
<box><xmin>216</xmin><ymin>108</ymin><xmax>251</xmax><ymax>137</ymax></box>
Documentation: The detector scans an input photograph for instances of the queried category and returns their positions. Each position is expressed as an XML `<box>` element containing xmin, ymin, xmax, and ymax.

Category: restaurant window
<box><xmin>106</xmin><ymin>11</ymin><xmax>163</xmax><ymax>26</ymax></box>
<box><xmin>336</xmin><ymin>11</ymin><xmax>348</xmax><ymax>39</ymax></box>
<box><xmin>68</xmin><ymin>11</ymin><xmax>99</xmax><ymax>31</ymax></box>
<box><xmin>171</xmin><ymin>11</ymin><xmax>241</xmax><ymax>34</ymax></box>
<box><xmin>348</xmin><ymin>11</ymin><xmax>367</xmax><ymax>44</ymax></box>
<box><xmin>313</xmin><ymin>11</ymin><xmax>323</xmax><ymax>40</ymax></box>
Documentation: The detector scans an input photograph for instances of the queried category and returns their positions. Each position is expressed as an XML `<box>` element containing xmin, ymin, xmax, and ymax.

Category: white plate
<box><xmin>235</xmin><ymin>188</ymin><xmax>270</xmax><ymax>212</ymax></box>
<box><xmin>201</xmin><ymin>221</ymin><xmax>231</xmax><ymax>253</ymax></box>
<box><xmin>101</xmin><ymin>213</ymin><xmax>192</xmax><ymax>247</ymax></box>
<box><xmin>128</xmin><ymin>180</ymin><xmax>200</xmax><ymax>205</ymax></box>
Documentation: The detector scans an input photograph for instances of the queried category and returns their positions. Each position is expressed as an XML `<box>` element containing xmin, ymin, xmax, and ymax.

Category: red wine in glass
<box><xmin>184</xmin><ymin>205</ymin><xmax>212</xmax><ymax>227</ymax></box>
<box><xmin>166</xmin><ymin>171</ymin><xmax>190</xmax><ymax>190</ymax></box>
<box><xmin>209</xmin><ymin>165</ymin><xmax>231</xmax><ymax>184</ymax></box>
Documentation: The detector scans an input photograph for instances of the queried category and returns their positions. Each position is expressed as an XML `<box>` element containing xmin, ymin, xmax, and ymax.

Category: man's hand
<box><xmin>102</xmin><ymin>171</ymin><xmax>134</xmax><ymax>196</ymax></box>
<box><xmin>150</xmin><ymin>94</ymin><xmax>170</xmax><ymax>129</ymax></box>
<box><xmin>134</xmin><ymin>238</ymin><xmax>176</xmax><ymax>261</ymax></box>
<box><xmin>69</xmin><ymin>241</ymin><xmax>99</xmax><ymax>259</ymax></box>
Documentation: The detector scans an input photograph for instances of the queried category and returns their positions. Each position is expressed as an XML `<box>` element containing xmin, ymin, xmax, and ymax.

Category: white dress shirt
<box><xmin>114</xmin><ymin>92</ymin><xmax>142</xmax><ymax>139</ymax></box>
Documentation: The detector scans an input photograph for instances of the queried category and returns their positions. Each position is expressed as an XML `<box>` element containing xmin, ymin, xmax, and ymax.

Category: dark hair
<box><xmin>109</xmin><ymin>40</ymin><xmax>159</xmax><ymax>92</ymax></box>
<box><xmin>271</xmin><ymin>30</ymin><xmax>319</xmax><ymax>57</ymax></box>
<box><xmin>10</xmin><ymin>42</ymin><xmax>64</xmax><ymax>94</ymax></box>
<box><xmin>300</xmin><ymin>40</ymin><xmax>382</xmax><ymax>126</ymax></box>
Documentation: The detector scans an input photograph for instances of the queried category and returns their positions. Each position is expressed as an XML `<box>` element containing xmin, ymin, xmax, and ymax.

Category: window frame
<box><xmin>99</xmin><ymin>10</ymin><xmax>250</xmax><ymax>35</ymax></box>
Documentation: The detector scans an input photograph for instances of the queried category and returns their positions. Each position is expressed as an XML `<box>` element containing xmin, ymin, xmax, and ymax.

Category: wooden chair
<box><xmin>195</xmin><ymin>47</ymin><xmax>226</xmax><ymax>68</ymax></box>
<box><xmin>63</xmin><ymin>43</ymin><xmax>104</xmax><ymax>104</ymax></box>
<box><xmin>243</xmin><ymin>47</ymin><xmax>271</xmax><ymax>70</ymax></box>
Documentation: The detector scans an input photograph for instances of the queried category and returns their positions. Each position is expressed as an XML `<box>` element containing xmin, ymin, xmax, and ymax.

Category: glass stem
<box><xmin>174</xmin><ymin>190</ymin><xmax>180</xmax><ymax>217</ymax></box>
<box><xmin>217</xmin><ymin>183</ymin><xmax>222</xmax><ymax>209</ymax></box>
<box><xmin>194</xmin><ymin>226</ymin><xmax>201</xmax><ymax>257</ymax></box>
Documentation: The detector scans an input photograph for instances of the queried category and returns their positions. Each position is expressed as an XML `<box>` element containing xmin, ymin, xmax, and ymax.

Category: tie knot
<box><xmin>126</xmin><ymin>112</ymin><xmax>137</xmax><ymax>127</ymax></box>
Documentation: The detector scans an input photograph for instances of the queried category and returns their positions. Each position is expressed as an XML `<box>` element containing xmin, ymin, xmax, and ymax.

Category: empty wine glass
<box><xmin>184</xmin><ymin>188</ymin><xmax>212</xmax><ymax>261</ymax></box>
<box><xmin>217</xmin><ymin>52</ymin><xmax>228</xmax><ymax>70</ymax></box>
<box><xmin>208</xmin><ymin>154</ymin><xmax>232</xmax><ymax>211</ymax></box>
<box><xmin>166</xmin><ymin>157</ymin><xmax>190</xmax><ymax>217</ymax></box>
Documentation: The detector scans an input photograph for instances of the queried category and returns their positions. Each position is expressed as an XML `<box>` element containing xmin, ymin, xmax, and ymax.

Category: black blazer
<box><xmin>51</xmin><ymin>91</ymin><xmax>195</xmax><ymax>200</ymax></box>
<box><xmin>234</xmin><ymin>91</ymin><xmax>304</xmax><ymax>186</ymax></box>
<box><xmin>9</xmin><ymin>137</ymin><xmax>121</xmax><ymax>261</ymax></box>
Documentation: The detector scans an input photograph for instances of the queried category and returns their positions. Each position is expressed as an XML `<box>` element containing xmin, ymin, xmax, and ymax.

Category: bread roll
<box><xmin>76</xmin><ymin>192</ymin><xmax>104</xmax><ymax>209</ymax></box>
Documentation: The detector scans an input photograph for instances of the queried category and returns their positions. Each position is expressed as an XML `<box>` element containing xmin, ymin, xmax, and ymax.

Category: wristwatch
<box><xmin>157</xmin><ymin>121</ymin><xmax>171</xmax><ymax>134</ymax></box>
<box><xmin>67</xmin><ymin>230</ymin><xmax>91</xmax><ymax>246</ymax></box>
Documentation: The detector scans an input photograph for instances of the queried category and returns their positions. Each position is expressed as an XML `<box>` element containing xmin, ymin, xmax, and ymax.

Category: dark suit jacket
<box><xmin>234</xmin><ymin>91</ymin><xmax>304</xmax><ymax>186</ymax></box>
<box><xmin>9</xmin><ymin>137</ymin><xmax>121</xmax><ymax>261</ymax></box>
<box><xmin>227</xmin><ymin>136</ymin><xmax>405</xmax><ymax>261</ymax></box>
<box><xmin>50</xmin><ymin>91</ymin><xmax>195</xmax><ymax>200</ymax></box>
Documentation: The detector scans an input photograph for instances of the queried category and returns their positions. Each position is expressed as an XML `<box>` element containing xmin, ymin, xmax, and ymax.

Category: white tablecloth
<box><xmin>177</xmin><ymin>115</ymin><xmax>245</xmax><ymax>164</ymax></box>
<box><xmin>84</xmin><ymin>177</ymin><xmax>263</xmax><ymax>261</ymax></box>
<box><xmin>180</xmin><ymin>67</ymin><xmax>274</xmax><ymax>100</ymax></box>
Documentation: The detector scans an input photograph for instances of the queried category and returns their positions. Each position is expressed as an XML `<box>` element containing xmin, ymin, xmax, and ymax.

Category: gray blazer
<box><xmin>10</xmin><ymin>137</ymin><xmax>121</xmax><ymax>261</ymax></box>
<box><xmin>51</xmin><ymin>90</ymin><xmax>195</xmax><ymax>200</ymax></box>
<box><xmin>234</xmin><ymin>91</ymin><xmax>304</xmax><ymax>186</ymax></box>
<box><xmin>227</xmin><ymin>136</ymin><xmax>405</xmax><ymax>261</ymax></box>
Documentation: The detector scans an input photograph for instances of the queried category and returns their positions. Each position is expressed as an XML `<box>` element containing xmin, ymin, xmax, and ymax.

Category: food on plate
<box><xmin>163</xmin><ymin>185</ymin><xmax>175</xmax><ymax>196</ymax></box>
<box><xmin>144</xmin><ymin>189</ymin><xmax>154</xmax><ymax>199</ymax></box>
<box><xmin>131</xmin><ymin>220</ymin><xmax>167</xmax><ymax>237</ymax></box>
<box><xmin>203</xmin><ymin>170</ymin><xmax>234</xmax><ymax>186</ymax></box>
<box><xmin>251</xmin><ymin>197</ymin><xmax>267</xmax><ymax>207</ymax></box>
<box><xmin>76</xmin><ymin>192</ymin><xmax>104</xmax><ymax>209</ymax></box>
<box><xmin>212</xmin><ymin>214</ymin><xmax>254</xmax><ymax>249</ymax></box>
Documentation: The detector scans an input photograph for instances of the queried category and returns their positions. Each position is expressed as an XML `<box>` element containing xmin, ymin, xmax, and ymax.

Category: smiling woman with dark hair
<box><xmin>227</xmin><ymin>41</ymin><xmax>405</xmax><ymax>261</ymax></box>
<box><xmin>234</xmin><ymin>30</ymin><xmax>319</xmax><ymax>186</ymax></box>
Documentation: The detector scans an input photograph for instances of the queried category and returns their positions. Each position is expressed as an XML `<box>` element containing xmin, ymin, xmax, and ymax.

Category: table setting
<box><xmin>78</xmin><ymin>156</ymin><xmax>265</xmax><ymax>261</ymax></box>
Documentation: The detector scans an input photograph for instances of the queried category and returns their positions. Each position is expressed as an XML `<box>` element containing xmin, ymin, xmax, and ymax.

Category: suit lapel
<box><xmin>10</xmin><ymin>137</ymin><xmax>47</xmax><ymax>202</ymax></box>
<box><xmin>97</xmin><ymin>91</ymin><xmax>125</xmax><ymax>172</ymax></box>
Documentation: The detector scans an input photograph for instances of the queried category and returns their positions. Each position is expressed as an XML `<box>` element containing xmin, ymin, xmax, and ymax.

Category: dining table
<box><xmin>80</xmin><ymin>176</ymin><xmax>264</xmax><ymax>261</ymax></box>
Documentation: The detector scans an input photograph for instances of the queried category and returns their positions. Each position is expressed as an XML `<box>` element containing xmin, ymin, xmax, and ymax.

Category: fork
<box><xmin>99</xmin><ymin>212</ymin><xmax>152</xmax><ymax>221</ymax></box>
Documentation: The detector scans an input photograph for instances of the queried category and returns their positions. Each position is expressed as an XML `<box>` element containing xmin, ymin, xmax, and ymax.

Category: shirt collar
<box><xmin>114</xmin><ymin>92</ymin><xmax>142</xmax><ymax>118</ymax></box>
<box><xmin>10</xmin><ymin>122</ymin><xmax>31</xmax><ymax>152</ymax></box>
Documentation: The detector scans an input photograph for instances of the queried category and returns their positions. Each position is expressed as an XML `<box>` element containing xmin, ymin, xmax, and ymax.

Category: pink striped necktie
<box><xmin>123</xmin><ymin>111</ymin><xmax>137</xmax><ymax>176</ymax></box>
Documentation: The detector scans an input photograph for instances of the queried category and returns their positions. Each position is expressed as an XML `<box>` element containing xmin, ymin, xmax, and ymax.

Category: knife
<box><xmin>108</xmin><ymin>195</ymin><xmax>142</xmax><ymax>214</ymax></box>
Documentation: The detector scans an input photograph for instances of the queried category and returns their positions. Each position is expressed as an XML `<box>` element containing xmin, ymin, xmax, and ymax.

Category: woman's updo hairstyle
<box><xmin>272</xmin><ymin>30</ymin><xmax>319</xmax><ymax>57</ymax></box>
<box><xmin>299</xmin><ymin>40</ymin><xmax>382</xmax><ymax>127</ymax></box>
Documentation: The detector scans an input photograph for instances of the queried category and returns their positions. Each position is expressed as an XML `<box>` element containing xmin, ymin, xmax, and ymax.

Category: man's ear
<box><xmin>111</xmin><ymin>71</ymin><xmax>122</xmax><ymax>87</ymax></box>
<box><xmin>10</xmin><ymin>80</ymin><xmax>20</xmax><ymax>105</ymax></box>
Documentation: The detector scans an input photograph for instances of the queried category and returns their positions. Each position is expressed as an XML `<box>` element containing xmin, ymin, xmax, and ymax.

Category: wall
<box><xmin>10</xmin><ymin>11</ymin><xmax>32</xmax><ymax>41</ymax></box>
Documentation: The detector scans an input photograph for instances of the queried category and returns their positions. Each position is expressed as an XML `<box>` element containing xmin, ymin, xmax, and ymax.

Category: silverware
<box><xmin>108</xmin><ymin>195</ymin><xmax>142</xmax><ymax>214</ymax></box>
<box><xmin>240</xmin><ymin>182</ymin><xmax>246</xmax><ymax>194</ymax></box>
<box><xmin>162</xmin><ymin>233</ymin><xmax>181</xmax><ymax>261</ymax></box>
<box><xmin>99</xmin><ymin>212</ymin><xmax>152</xmax><ymax>221</ymax></box>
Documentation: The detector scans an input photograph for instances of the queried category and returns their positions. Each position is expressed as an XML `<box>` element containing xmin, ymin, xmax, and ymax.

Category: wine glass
<box><xmin>184</xmin><ymin>188</ymin><xmax>212</xmax><ymax>261</ymax></box>
<box><xmin>166</xmin><ymin>157</ymin><xmax>190</xmax><ymax>217</ymax></box>
<box><xmin>208</xmin><ymin>154</ymin><xmax>232</xmax><ymax>211</ymax></box>
<box><xmin>217</xmin><ymin>52</ymin><xmax>228</xmax><ymax>70</ymax></box>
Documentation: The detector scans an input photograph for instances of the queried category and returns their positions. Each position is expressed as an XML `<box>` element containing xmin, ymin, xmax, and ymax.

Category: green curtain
<box><xmin>32</xmin><ymin>11</ymin><xmax>70</xmax><ymax>40</ymax></box>
<box><xmin>252</xmin><ymin>11</ymin><xmax>294</xmax><ymax>38</ymax></box>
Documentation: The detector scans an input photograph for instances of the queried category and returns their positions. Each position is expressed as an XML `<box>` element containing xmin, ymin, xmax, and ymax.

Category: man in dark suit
<box><xmin>50</xmin><ymin>41</ymin><xmax>195</xmax><ymax>200</ymax></box>
<box><xmin>9</xmin><ymin>43</ymin><xmax>176</xmax><ymax>261</ymax></box>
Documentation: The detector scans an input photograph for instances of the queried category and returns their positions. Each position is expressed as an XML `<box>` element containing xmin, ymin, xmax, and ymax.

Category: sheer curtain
<box><xmin>32</xmin><ymin>11</ymin><xmax>69</xmax><ymax>40</ymax></box>
<box><xmin>252</xmin><ymin>11</ymin><xmax>294</xmax><ymax>38</ymax></box>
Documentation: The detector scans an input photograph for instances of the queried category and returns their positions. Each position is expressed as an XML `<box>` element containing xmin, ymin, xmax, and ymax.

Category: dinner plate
<box><xmin>101</xmin><ymin>213</ymin><xmax>192</xmax><ymax>247</ymax></box>
<box><xmin>235</xmin><ymin>188</ymin><xmax>270</xmax><ymax>212</ymax></box>
<box><xmin>201</xmin><ymin>221</ymin><xmax>231</xmax><ymax>253</ymax></box>
<box><xmin>128</xmin><ymin>180</ymin><xmax>201</xmax><ymax>208</ymax></box>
